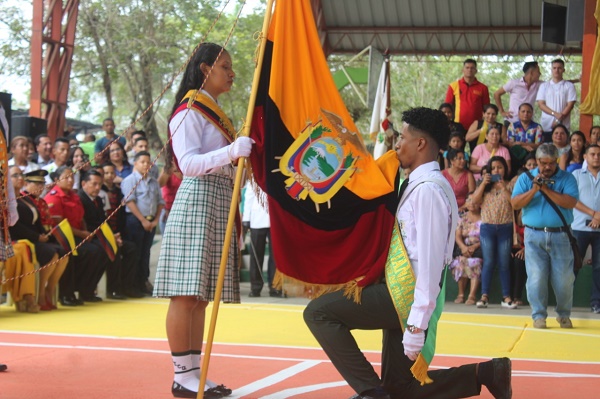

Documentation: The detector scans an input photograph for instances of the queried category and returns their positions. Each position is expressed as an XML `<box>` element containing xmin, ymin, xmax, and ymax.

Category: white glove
<box><xmin>403</xmin><ymin>330</ymin><xmax>425</xmax><ymax>361</ymax></box>
<box><xmin>228</xmin><ymin>137</ymin><xmax>254</xmax><ymax>161</ymax></box>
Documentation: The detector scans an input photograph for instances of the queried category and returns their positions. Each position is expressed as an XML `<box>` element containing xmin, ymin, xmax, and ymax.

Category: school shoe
<box><xmin>348</xmin><ymin>392</ymin><xmax>391</xmax><ymax>399</ymax></box>
<box><xmin>171</xmin><ymin>382</ymin><xmax>224</xmax><ymax>398</ymax></box>
<box><xmin>533</xmin><ymin>318</ymin><xmax>547</xmax><ymax>329</ymax></box>
<box><xmin>591</xmin><ymin>304</ymin><xmax>600</xmax><ymax>314</ymax></box>
<box><xmin>501</xmin><ymin>300</ymin><xmax>517</xmax><ymax>309</ymax></box>
<box><xmin>556</xmin><ymin>317</ymin><xmax>573</xmax><ymax>328</ymax></box>
<box><xmin>107</xmin><ymin>292</ymin><xmax>127</xmax><ymax>300</ymax></box>
<box><xmin>206</xmin><ymin>385</ymin><xmax>232</xmax><ymax>397</ymax></box>
<box><xmin>484</xmin><ymin>357</ymin><xmax>512</xmax><ymax>399</ymax></box>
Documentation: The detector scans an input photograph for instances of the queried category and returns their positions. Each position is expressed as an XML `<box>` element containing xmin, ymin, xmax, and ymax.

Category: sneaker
<box><xmin>533</xmin><ymin>318</ymin><xmax>547</xmax><ymax>329</ymax></box>
<box><xmin>476</xmin><ymin>295</ymin><xmax>488</xmax><ymax>308</ymax></box>
<box><xmin>591</xmin><ymin>304</ymin><xmax>600</xmax><ymax>314</ymax></box>
<box><xmin>484</xmin><ymin>357</ymin><xmax>512</xmax><ymax>399</ymax></box>
<box><xmin>556</xmin><ymin>317</ymin><xmax>573</xmax><ymax>328</ymax></box>
<box><xmin>501</xmin><ymin>300</ymin><xmax>517</xmax><ymax>309</ymax></box>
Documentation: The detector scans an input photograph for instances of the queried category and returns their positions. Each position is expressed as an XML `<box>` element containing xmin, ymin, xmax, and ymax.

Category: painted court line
<box><xmin>232</xmin><ymin>360</ymin><xmax>321</xmax><ymax>397</ymax></box>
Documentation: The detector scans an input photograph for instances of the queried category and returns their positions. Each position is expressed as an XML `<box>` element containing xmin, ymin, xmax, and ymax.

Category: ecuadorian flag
<box><xmin>95</xmin><ymin>222</ymin><xmax>118</xmax><ymax>262</ymax></box>
<box><xmin>51</xmin><ymin>219</ymin><xmax>78</xmax><ymax>256</ymax></box>
<box><xmin>249</xmin><ymin>0</ymin><xmax>400</xmax><ymax>298</ymax></box>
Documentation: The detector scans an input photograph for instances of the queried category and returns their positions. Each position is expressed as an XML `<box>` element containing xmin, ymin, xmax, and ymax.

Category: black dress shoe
<box><xmin>348</xmin><ymin>393</ymin><xmax>391</xmax><ymax>399</ymax></box>
<box><xmin>171</xmin><ymin>382</ymin><xmax>223</xmax><ymax>399</ymax></box>
<box><xmin>485</xmin><ymin>357</ymin><xmax>512</xmax><ymax>399</ymax></box>
<box><xmin>124</xmin><ymin>289</ymin><xmax>145</xmax><ymax>298</ymax></box>
<box><xmin>107</xmin><ymin>292</ymin><xmax>127</xmax><ymax>300</ymax></box>
<box><xmin>81</xmin><ymin>295</ymin><xmax>103</xmax><ymax>303</ymax></box>
<box><xmin>269</xmin><ymin>290</ymin><xmax>285</xmax><ymax>298</ymax></box>
<box><xmin>0</xmin><ymin>363</ymin><xmax>7</xmax><ymax>372</ymax></box>
<box><xmin>248</xmin><ymin>291</ymin><xmax>261</xmax><ymax>297</ymax></box>
<box><xmin>207</xmin><ymin>384</ymin><xmax>232</xmax><ymax>397</ymax></box>
<box><xmin>60</xmin><ymin>296</ymin><xmax>77</xmax><ymax>307</ymax></box>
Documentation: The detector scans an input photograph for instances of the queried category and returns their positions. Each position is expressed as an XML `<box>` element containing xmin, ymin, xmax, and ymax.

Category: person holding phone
<box><xmin>471</xmin><ymin>156</ymin><xmax>517</xmax><ymax>309</ymax></box>
<box><xmin>572</xmin><ymin>144</ymin><xmax>600</xmax><ymax>314</ymax></box>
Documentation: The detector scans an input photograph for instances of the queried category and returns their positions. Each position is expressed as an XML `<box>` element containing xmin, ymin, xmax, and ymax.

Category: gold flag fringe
<box><xmin>272</xmin><ymin>271</ymin><xmax>366</xmax><ymax>303</ymax></box>
<box><xmin>410</xmin><ymin>353</ymin><xmax>434</xmax><ymax>386</ymax></box>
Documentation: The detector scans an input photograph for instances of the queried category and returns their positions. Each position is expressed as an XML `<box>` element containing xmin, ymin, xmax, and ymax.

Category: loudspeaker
<box><xmin>0</xmin><ymin>92</ymin><xmax>11</xmax><ymax>139</ymax></box>
<box><xmin>565</xmin><ymin>0</ymin><xmax>584</xmax><ymax>43</ymax></box>
<box><xmin>11</xmin><ymin>116</ymin><xmax>47</xmax><ymax>141</ymax></box>
<box><xmin>541</xmin><ymin>2</ymin><xmax>567</xmax><ymax>45</ymax></box>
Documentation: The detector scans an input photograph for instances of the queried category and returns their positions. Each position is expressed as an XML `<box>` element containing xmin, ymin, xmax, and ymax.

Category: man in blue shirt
<box><xmin>512</xmin><ymin>143</ymin><xmax>579</xmax><ymax>329</ymax></box>
<box><xmin>572</xmin><ymin>144</ymin><xmax>600</xmax><ymax>314</ymax></box>
<box><xmin>94</xmin><ymin>118</ymin><xmax>126</xmax><ymax>163</ymax></box>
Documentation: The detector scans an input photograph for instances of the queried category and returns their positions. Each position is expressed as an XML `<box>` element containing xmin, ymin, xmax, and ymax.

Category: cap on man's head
<box><xmin>24</xmin><ymin>169</ymin><xmax>48</xmax><ymax>183</ymax></box>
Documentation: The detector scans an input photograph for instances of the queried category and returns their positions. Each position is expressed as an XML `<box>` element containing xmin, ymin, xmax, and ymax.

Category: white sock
<box><xmin>172</xmin><ymin>353</ymin><xmax>200</xmax><ymax>392</ymax></box>
<box><xmin>191</xmin><ymin>352</ymin><xmax>217</xmax><ymax>389</ymax></box>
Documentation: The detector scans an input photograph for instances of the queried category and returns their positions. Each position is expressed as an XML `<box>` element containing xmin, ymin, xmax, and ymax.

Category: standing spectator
<box><xmin>128</xmin><ymin>136</ymin><xmax>159</xmax><ymax>179</ymax></box>
<box><xmin>536</xmin><ymin>59</ymin><xmax>577</xmax><ymax>137</ymax></box>
<box><xmin>79</xmin><ymin>132</ymin><xmax>96</xmax><ymax>165</ymax></box>
<box><xmin>512</xmin><ymin>143</ymin><xmax>579</xmax><ymax>329</ymax></box>
<box><xmin>465</xmin><ymin>104</ymin><xmax>503</xmax><ymax>152</ymax></box>
<box><xmin>242</xmin><ymin>181</ymin><xmax>282</xmax><ymax>298</ymax></box>
<box><xmin>34</xmin><ymin>134</ymin><xmax>53</xmax><ymax>167</ymax></box>
<box><xmin>590</xmin><ymin>125</ymin><xmax>600</xmax><ymax>146</ymax></box>
<box><xmin>157</xmin><ymin>154</ymin><xmax>182</xmax><ymax>235</ymax></box>
<box><xmin>572</xmin><ymin>144</ymin><xmax>600</xmax><ymax>314</ymax></box>
<box><xmin>69</xmin><ymin>146</ymin><xmax>91</xmax><ymax>190</ymax></box>
<box><xmin>551</xmin><ymin>124</ymin><xmax>571</xmax><ymax>158</ymax></box>
<box><xmin>79</xmin><ymin>170</ymin><xmax>138</xmax><ymax>300</ymax></box>
<box><xmin>45</xmin><ymin>165</ymin><xmax>108</xmax><ymax>305</ymax></box>
<box><xmin>126</xmin><ymin>130</ymin><xmax>146</xmax><ymax>160</ymax></box>
<box><xmin>503</xmin><ymin>103</ymin><xmax>543</xmax><ymax>172</ymax></box>
<box><xmin>450</xmin><ymin>193</ymin><xmax>482</xmax><ymax>306</ymax></box>
<box><xmin>94</xmin><ymin>118</ymin><xmax>126</xmax><ymax>164</ymax></box>
<box><xmin>494</xmin><ymin>61</ymin><xmax>542</xmax><ymax>126</ymax></box>
<box><xmin>559</xmin><ymin>131</ymin><xmax>586</xmax><ymax>173</ymax></box>
<box><xmin>469</xmin><ymin>126</ymin><xmax>511</xmax><ymax>180</ymax></box>
<box><xmin>8</xmin><ymin>136</ymin><xmax>41</xmax><ymax>173</ymax></box>
<box><xmin>121</xmin><ymin>151</ymin><xmax>164</xmax><ymax>295</ymax></box>
<box><xmin>42</xmin><ymin>138</ymin><xmax>70</xmax><ymax>185</ymax></box>
<box><xmin>439</xmin><ymin>103</ymin><xmax>466</xmax><ymax>137</ymax></box>
<box><xmin>442</xmin><ymin>148</ymin><xmax>475</xmax><ymax>212</ymax></box>
<box><xmin>107</xmin><ymin>141</ymin><xmax>132</xmax><ymax>185</ymax></box>
<box><xmin>445</xmin><ymin>59</ymin><xmax>490</xmax><ymax>133</ymax></box>
<box><xmin>472</xmin><ymin>157</ymin><xmax>516</xmax><ymax>309</ymax></box>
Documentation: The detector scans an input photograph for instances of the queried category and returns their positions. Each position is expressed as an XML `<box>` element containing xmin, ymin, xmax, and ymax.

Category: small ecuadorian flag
<box><xmin>249</xmin><ymin>0</ymin><xmax>400</xmax><ymax>298</ymax></box>
<box><xmin>95</xmin><ymin>222</ymin><xmax>118</xmax><ymax>262</ymax></box>
<box><xmin>51</xmin><ymin>219</ymin><xmax>78</xmax><ymax>256</ymax></box>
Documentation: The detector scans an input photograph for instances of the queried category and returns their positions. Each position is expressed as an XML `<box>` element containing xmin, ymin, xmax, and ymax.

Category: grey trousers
<box><xmin>303</xmin><ymin>283</ymin><xmax>482</xmax><ymax>399</ymax></box>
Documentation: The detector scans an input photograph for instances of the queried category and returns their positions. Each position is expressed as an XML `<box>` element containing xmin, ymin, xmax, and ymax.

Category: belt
<box><xmin>211</xmin><ymin>165</ymin><xmax>235</xmax><ymax>179</ymax></box>
<box><xmin>526</xmin><ymin>225</ymin><xmax>568</xmax><ymax>233</ymax></box>
<box><xmin>145</xmin><ymin>215</ymin><xmax>155</xmax><ymax>222</ymax></box>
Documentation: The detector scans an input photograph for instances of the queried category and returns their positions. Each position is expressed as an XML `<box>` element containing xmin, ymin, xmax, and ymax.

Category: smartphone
<box><xmin>491</xmin><ymin>174</ymin><xmax>501</xmax><ymax>182</ymax></box>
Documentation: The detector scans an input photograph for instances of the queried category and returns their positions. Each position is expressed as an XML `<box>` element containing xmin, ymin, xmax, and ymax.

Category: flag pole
<box><xmin>197</xmin><ymin>0</ymin><xmax>275</xmax><ymax>397</ymax></box>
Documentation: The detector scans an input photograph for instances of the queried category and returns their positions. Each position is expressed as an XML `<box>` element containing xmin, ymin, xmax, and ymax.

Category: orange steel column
<box><xmin>580</xmin><ymin>0</ymin><xmax>598</xmax><ymax>136</ymax></box>
<box><xmin>30</xmin><ymin>0</ymin><xmax>79</xmax><ymax>141</ymax></box>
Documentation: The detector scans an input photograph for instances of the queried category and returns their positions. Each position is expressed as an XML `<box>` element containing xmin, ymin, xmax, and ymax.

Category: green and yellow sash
<box><xmin>182</xmin><ymin>89</ymin><xmax>236</xmax><ymax>143</ymax></box>
<box><xmin>385</xmin><ymin>222</ymin><xmax>449</xmax><ymax>386</ymax></box>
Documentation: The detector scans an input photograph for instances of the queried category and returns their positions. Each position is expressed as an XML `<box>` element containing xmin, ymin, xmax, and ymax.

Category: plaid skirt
<box><xmin>153</xmin><ymin>174</ymin><xmax>240</xmax><ymax>303</ymax></box>
<box><xmin>0</xmin><ymin>237</ymin><xmax>15</xmax><ymax>261</ymax></box>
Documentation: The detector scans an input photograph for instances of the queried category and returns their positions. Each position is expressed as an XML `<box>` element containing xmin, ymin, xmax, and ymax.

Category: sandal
<box><xmin>465</xmin><ymin>296</ymin><xmax>476</xmax><ymax>305</ymax></box>
<box><xmin>476</xmin><ymin>295</ymin><xmax>488</xmax><ymax>308</ymax></box>
<box><xmin>454</xmin><ymin>294</ymin><xmax>465</xmax><ymax>304</ymax></box>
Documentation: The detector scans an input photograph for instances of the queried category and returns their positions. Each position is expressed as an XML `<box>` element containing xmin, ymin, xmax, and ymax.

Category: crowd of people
<box><xmin>440</xmin><ymin>58</ymin><xmax>600</xmax><ymax>328</ymax></box>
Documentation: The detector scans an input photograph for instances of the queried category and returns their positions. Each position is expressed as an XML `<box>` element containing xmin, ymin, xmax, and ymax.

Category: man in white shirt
<box><xmin>536</xmin><ymin>59</ymin><xmax>577</xmax><ymax>134</ymax></box>
<box><xmin>304</xmin><ymin>107</ymin><xmax>511</xmax><ymax>399</ymax></box>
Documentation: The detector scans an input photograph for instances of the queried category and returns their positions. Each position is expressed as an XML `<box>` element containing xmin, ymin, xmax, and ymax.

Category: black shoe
<box><xmin>144</xmin><ymin>280</ymin><xmax>154</xmax><ymax>294</ymax></box>
<box><xmin>269</xmin><ymin>290</ymin><xmax>285</xmax><ymax>298</ymax></box>
<box><xmin>207</xmin><ymin>384</ymin><xmax>232</xmax><ymax>397</ymax></box>
<box><xmin>485</xmin><ymin>357</ymin><xmax>512</xmax><ymax>399</ymax></box>
<box><xmin>248</xmin><ymin>291</ymin><xmax>261</xmax><ymax>298</ymax></box>
<box><xmin>348</xmin><ymin>392</ymin><xmax>391</xmax><ymax>399</ymax></box>
<box><xmin>59</xmin><ymin>296</ymin><xmax>77</xmax><ymax>307</ymax></box>
<box><xmin>171</xmin><ymin>382</ymin><xmax>224</xmax><ymax>399</ymax></box>
<box><xmin>74</xmin><ymin>297</ymin><xmax>85</xmax><ymax>306</ymax></box>
<box><xmin>0</xmin><ymin>363</ymin><xmax>7</xmax><ymax>372</ymax></box>
<box><xmin>107</xmin><ymin>292</ymin><xmax>127</xmax><ymax>300</ymax></box>
<box><xmin>124</xmin><ymin>289</ymin><xmax>145</xmax><ymax>298</ymax></box>
<box><xmin>81</xmin><ymin>295</ymin><xmax>103</xmax><ymax>303</ymax></box>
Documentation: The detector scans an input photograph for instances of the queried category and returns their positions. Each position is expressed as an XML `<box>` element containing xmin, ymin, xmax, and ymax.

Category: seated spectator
<box><xmin>68</xmin><ymin>146</ymin><xmax>91</xmax><ymax>190</ymax></box>
<box><xmin>107</xmin><ymin>141</ymin><xmax>132</xmax><ymax>185</ymax></box>
<box><xmin>33</xmin><ymin>134</ymin><xmax>53</xmax><ymax>167</ymax></box>
<box><xmin>26</xmin><ymin>139</ymin><xmax>36</xmax><ymax>163</ymax></box>
<box><xmin>450</xmin><ymin>193</ymin><xmax>482</xmax><ymax>306</ymax></box>
<box><xmin>559</xmin><ymin>130</ymin><xmax>586</xmax><ymax>173</ymax></box>
<box><xmin>8</xmin><ymin>136</ymin><xmax>40</xmax><ymax>173</ymax></box>
<box><xmin>590</xmin><ymin>125</ymin><xmax>600</xmax><ymax>146</ymax></box>
<box><xmin>45</xmin><ymin>165</ymin><xmax>108</xmax><ymax>305</ymax></box>
<box><xmin>442</xmin><ymin>132</ymin><xmax>470</xmax><ymax>170</ymax></box>
<box><xmin>465</xmin><ymin>104</ymin><xmax>504</xmax><ymax>152</ymax></box>
<box><xmin>157</xmin><ymin>154</ymin><xmax>183</xmax><ymax>235</ymax></box>
<box><xmin>469</xmin><ymin>126</ymin><xmax>511</xmax><ymax>180</ymax></box>
<box><xmin>503</xmin><ymin>103</ymin><xmax>543</xmax><ymax>172</ymax></box>
<box><xmin>442</xmin><ymin>148</ymin><xmax>475</xmax><ymax>212</ymax></box>
<box><xmin>79</xmin><ymin>170</ymin><xmax>139</xmax><ymax>300</ymax></box>
<box><xmin>551</xmin><ymin>124</ymin><xmax>571</xmax><ymax>158</ymax></box>
<box><xmin>128</xmin><ymin>137</ymin><xmax>159</xmax><ymax>179</ymax></box>
<box><xmin>472</xmin><ymin>156</ymin><xmax>517</xmax><ymax>309</ymax></box>
<box><xmin>10</xmin><ymin>169</ymin><xmax>69</xmax><ymax>311</ymax></box>
<box><xmin>121</xmin><ymin>151</ymin><xmax>164</xmax><ymax>295</ymax></box>
<box><xmin>439</xmin><ymin>103</ymin><xmax>466</xmax><ymax>137</ymax></box>
<box><xmin>42</xmin><ymin>138</ymin><xmax>71</xmax><ymax>185</ymax></box>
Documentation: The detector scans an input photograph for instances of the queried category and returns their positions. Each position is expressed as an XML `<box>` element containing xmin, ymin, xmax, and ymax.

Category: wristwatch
<box><xmin>406</xmin><ymin>324</ymin><xmax>423</xmax><ymax>334</ymax></box>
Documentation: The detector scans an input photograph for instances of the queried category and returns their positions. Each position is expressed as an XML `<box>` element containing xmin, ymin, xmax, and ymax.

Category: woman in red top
<box><xmin>157</xmin><ymin>156</ymin><xmax>183</xmax><ymax>234</ymax></box>
<box><xmin>44</xmin><ymin>165</ymin><xmax>107</xmax><ymax>305</ymax></box>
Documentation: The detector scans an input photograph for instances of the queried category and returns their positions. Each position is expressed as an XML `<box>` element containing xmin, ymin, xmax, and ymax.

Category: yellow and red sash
<box><xmin>179</xmin><ymin>89</ymin><xmax>236</xmax><ymax>143</ymax></box>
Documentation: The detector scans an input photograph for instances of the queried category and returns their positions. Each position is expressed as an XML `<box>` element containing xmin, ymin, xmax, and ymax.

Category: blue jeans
<box><xmin>524</xmin><ymin>228</ymin><xmax>575</xmax><ymax>320</ymax></box>
<box><xmin>480</xmin><ymin>223</ymin><xmax>513</xmax><ymax>298</ymax></box>
<box><xmin>573</xmin><ymin>230</ymin><xmax>600</xmax><ymax>307</ymax></box>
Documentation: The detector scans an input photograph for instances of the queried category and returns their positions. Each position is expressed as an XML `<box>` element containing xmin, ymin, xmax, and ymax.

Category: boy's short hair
<box><xmin>101</xmin><ymin>162</ymin><xmax>116</xmax><ymax>169</ymax></box>
<box><xmin>133</xmin><ymin>151</ymin><xmax>151</xmax><ymax>162</ymax></box>
<box><xmin>134</xmin><ymin>137</ymin><xmax>148</xmax><ymax>145</ymax></box>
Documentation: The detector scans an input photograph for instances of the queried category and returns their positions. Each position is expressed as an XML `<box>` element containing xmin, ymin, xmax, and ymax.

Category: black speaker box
<box><xmin>11</xmin><ymin>116</ymin><xmax>47</xmax><ymax>141</ymax></box>
<box><xmin>542</xmin><ymin>2</ymin><xmax>567</xmax><ymax>45</ymax></box>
